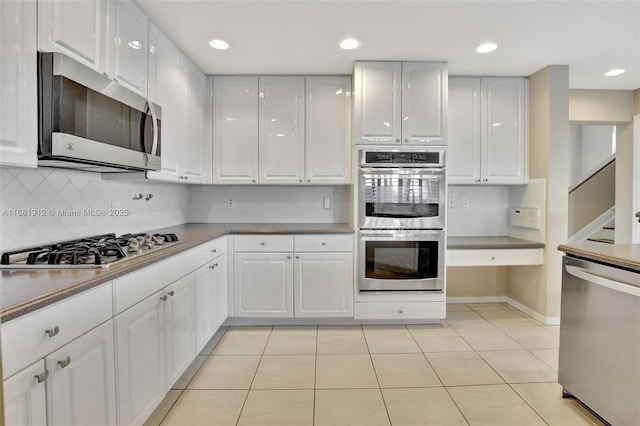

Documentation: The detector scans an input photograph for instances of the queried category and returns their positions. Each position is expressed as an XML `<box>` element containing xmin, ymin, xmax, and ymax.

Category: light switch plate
<box><xmin>511</xmin><ymin>207</ymin><xmax>540</xmax><ymax>230</ymax></box>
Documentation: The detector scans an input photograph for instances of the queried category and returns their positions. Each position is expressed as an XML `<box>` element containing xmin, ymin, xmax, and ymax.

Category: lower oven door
<box><xmin>358</xmin><ymin>229</ymin><xmax>444</xmax><ymax>291</ymax></box>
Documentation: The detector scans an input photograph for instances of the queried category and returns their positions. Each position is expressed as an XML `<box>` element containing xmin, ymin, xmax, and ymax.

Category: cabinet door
<box><xmin>38</xmin><ymin>0</ymin><xmax>106</xmax><ymax>71</ymax></box>
<box><xmin>259</xmin><ymin>77</ymin><xmax>305</xmax><ymax>184</ymax></box>
<box><xmin>402</xmin><ymin>62</ymin><xmax>447</xmax><ymax>145</ymax></box>
<box><xmin>212</xmin><ymin>253</ymin><xmax>229</xmax><ymax>329</ymax></box>
<box><xmin>234</xmin><ymin>253</ymin><xmax>293</xmax><ymax>317</ymax></box>
<box><xmin>182</xmin><ymin>59</ymin><xmax>206</xmax><ymax>183</ymax></box>
<box><xmin>481</xmin><ymin>77</ymin><xmax>528</xmax><ymax>184</ymax></box>
<box><xmin>0</xmin><ymin>0</ymin><xmax>37</xmax><ymax>168</ymax></box>
<box><xmin>106</xmin><ymin>0</ymin><xmax>148</xmax><ymax>97</ymax></box>
<box><xmin>45</xmin><ymin>320</ymin><xmax>116</xmax><ymax>426</ymax></box>
<box><xmin>146</xmin><ymin>23</ymin><xmax>183</xmax><ymax>181</ymax></box>
<box><xmin>3</xmin><ymin>361</ymin><xmax>47</xmax><ymax>426</ymax></box>
<box><xmin>194</xmin><ymin>262</ymin><xmax>215</xmax><ymax>354</ymax></box>
<box><xmin>212</xmin><ymin>77</ymin><xmax>259</xmax><ymax>184</ymax></box>
<box><xmin>353</xmin><ymin>62</ymin><xmax>401</xmax><ymax>145</ymax></box>
<box><xmin>164</xmin><ymin>275</ymin><xmax>196</xmax><ymax>388</ymax></box>
<box><xmin>115</xmin><ymin>291</ymin><xmax>165</xmax><ymax>426</ymax></box>
<box><xmin>294</xmin><ymin>253</ymin><xmax>353</xmax><ymax>318</ymax></box>
<box><xmin>448</xmin><ymin>77</ymin><xmax>481</xmax><ymax>184</ymax></box>
<box><xmin>305</xmin><ymin>77</ymin><xmax>351</xmax><ymax>184</ymax></box>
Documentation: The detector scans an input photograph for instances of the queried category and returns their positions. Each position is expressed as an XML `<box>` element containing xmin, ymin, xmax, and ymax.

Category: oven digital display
<box><xmin>364</xmin><ymin>152</ymin><xmax>440</xmax><ymax>165</ymax></box>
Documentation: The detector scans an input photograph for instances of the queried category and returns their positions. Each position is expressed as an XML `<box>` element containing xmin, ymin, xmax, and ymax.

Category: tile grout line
<box><xmin>234</xmin><ymin>326</ymin><xmax>274</xmax><ymax>426</ymax></box>
<box><xmin>313</xmin><ymin>326</ymin><xmax>318</xmax><ymax>426</ymax></box>
<box><xmin>361</xmin><ymin>325</ymin><xmax>393</xmax><ymax>426</ymax></box>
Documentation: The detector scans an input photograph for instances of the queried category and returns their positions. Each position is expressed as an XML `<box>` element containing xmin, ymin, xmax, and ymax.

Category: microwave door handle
<box><xmin>147</xmin><ymin>100</ymin><xmax>159</xmax><ymax>163</ymax></box>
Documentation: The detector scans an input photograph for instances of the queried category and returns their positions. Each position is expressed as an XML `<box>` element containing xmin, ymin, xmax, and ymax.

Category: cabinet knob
<box><xmin>45</xmin><ymin>326</ymin><xmax>60</xmax><ymax>338</ymax></box>
<box><xmin>260</xmin><ymin>242</ymin><xmax>265</xmax><ymax>246</ymax></box>
<box><xmin>483</xmin><ymin>178</ymin><xmax>488</xmax><ymax>182</ymax></box>
<box><xmin>251</xmin><ymin>179</ymin><xmax>256</xmax><ymax>183</ymax></box>
<box><xmin>34</xmin><ymin>370</ymin><xmax>49</xmax><ymax>383</ymax></box>
<box><xmin>475</xmin><ymin>179</ymin><xmax>481</xmax><ymax>183</ymax></box>
<box><xmin>299</xmin><ymin>179</ymin><xmax>302</xmax><ymax>183</ymax></box>
<box><xmin>321</xmin><ymin>242</ymin><xmax>326</xmax><ymax>246</ymax></box>
<box><xmin>398</xmin><ymin>309</ymin><xmax>404</xmax><ymax>314</ymax></box>
<box><xmin>58</xmin><ymin>356</ymin><xmax>71</xmax><ymax>369</ymax></box>
<box><xmin>209</xmin><ymin>264</ymin><xmax>216</xmax><ymax>269</ymax></box>
<box><xmin>307</xmin><ymin>179</ymin><xmax>310</xmax><ymax>182</ymax></box>
<box><xmin>396</xmin><ymin>138</ymin><xmax>401</xmax><ymax>143</ymax></box>
<box><xmin>160</xmin><ymin>295</ymin><xmax>168</xmax><ymax>302</ymax></box>
<box><xmin>287</xmin><ymin>256</ymin><xmax>291</xmax><ymax>260</ymax></box>
<box><xmin>296</xmin><ymin>256</ymin><xmax>300</xmax><ymax>259</ymax></box>
<box><xmin>167</xmin><ymin>290</ymin><xmax>175</xmax><ymax>297</ymax></box>
<box><xmin>404</xmin><ymin>139</ymin><xmax>409</xmax><ymax>143</ymax></box>
<box><xmin>491</xmin><ymin>256</ymin><xmax>496</xmax><ymax>260</ymax></box>
<box><xmin>211</xmin><ymin>249</ymin><xmax>217</xmax><ymax>253</ymax></box>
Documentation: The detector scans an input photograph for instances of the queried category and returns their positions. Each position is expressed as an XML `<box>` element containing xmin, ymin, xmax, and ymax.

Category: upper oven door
<box><xmin>359</xmin><ymin>167</ymin><xmax>445</xmax><ymax>229</ymax></box>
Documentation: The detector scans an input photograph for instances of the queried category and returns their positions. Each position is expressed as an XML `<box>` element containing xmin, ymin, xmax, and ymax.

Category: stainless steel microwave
<box><xmin>37</xmin><ymin>52</ymin><xmax>161</xmax><ymax>172</ymax></box>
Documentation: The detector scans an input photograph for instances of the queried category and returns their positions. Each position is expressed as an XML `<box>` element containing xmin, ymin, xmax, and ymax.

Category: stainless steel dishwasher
<box><xmin>559</xmin><ymin>256</ymin><xmax>640</xmax><ymax>426</ymax></box>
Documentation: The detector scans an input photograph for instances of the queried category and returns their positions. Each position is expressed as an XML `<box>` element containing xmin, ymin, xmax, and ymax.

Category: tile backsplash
<box><xmin>0</xmin><ymin>167</ymin><xmax>188</xmax><ymax>250</ymax></box>
<box><xmin>447</xmin><ymin>186</ymin><xmax>510</xmax><ymax>236</ymax></box>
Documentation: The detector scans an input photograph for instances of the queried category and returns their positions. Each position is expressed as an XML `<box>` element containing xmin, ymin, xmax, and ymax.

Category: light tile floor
<box><xmin>146</xmin><ymin>303</ymin><xmax>606</xmax><ymax>426</ymax></box>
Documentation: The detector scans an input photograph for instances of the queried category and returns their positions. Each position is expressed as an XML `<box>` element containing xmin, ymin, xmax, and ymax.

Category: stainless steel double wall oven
<box><xmin>358</xmin><ymin>149</ymin><xmax>446</xmax><ymax>292</ymax></box>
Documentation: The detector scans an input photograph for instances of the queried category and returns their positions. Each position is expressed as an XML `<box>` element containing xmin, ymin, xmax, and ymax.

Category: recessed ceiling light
<box><xmin>339</xmin><ymin>38</ymin><xmax>360</xmax><ymax>50</ymax></box>
<box><xmin>209</xmin><ymin>39</ymin><xmax>230</xmax><ymax>50</ymax></box>
<box><xmin>476</xmin><ymin>42</ymin><xmax>498</xmax><ymax>54</ymax></box>
<box><xmin>604</xmin><ymin>69</ymin><xmax>625</xmax><ymax>77</ymax></box>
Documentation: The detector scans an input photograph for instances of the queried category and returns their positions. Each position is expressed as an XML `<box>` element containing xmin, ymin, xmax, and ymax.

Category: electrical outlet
<box><xmin>448</xmin><ymin>195</ymin><xmax>455</xmax><ymax>208</ymax></box>
<box><xmin>323</xmin><ymin>197</ymin><xmax>331</xmax><ymax>210</ymax></box>
<box><xmin>227</xmin><ymin>199</ymin><xmax>234</xmax><ymax>209</ymax></box>
<box><xmin>462</xmin><ymin>198</ymin><xmax>470</xmax><ymax>208</ymax></box>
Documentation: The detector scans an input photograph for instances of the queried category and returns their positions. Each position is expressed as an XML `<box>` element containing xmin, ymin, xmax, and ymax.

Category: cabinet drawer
<box><xmin>294</xmin><ymin>234</ymin><xmax>353</xmax><ymax>252</ymax></box>
<box><xmin>2</xmin><ymin>282</ymin><xmax>113</xmax><ymax>379</ymax></box>
<box><xmin>234</xmin><ymin>235</ymin><xmax>293</xmax><ymax>252</ymax></box>
<box><xmin>447</xmin><ymin>248</ymin><xmax>543</xmax><ymax>266</ymax></box>
<box><xmin>194</xmin><ymin>237</ymin><xmax>226</xmax><ymax>267</ymax></box>
<box><xmin>354</xmin><ymin>301</ymin><xmax>445</xmax><ymax>320</ymax></box>
<box><xmin>113</xmin><ymin>249</ymin><xmax>194</xmax><ymax>314</ymax></box>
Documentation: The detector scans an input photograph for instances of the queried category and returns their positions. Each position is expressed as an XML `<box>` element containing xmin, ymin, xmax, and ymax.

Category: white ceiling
<box><xmin>135</xmin><ymin>0</ymin><xmax>640</xmax><ymax>90</ymax></box>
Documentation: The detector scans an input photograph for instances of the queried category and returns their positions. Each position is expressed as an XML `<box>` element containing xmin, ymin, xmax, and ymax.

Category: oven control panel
<box><xmin>359</xmin><ymin>149</ymin><xmax>445</xmax><ymax>168</ymax></box>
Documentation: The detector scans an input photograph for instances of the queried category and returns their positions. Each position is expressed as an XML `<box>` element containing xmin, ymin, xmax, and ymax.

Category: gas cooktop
<box><xmin>0</xmin><ymin>232</ymin><xmax>180</xmax><ymax>269</ymax></box>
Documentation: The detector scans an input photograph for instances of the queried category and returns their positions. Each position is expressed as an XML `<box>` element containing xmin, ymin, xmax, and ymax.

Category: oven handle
<box><xmin>359</xmin><ymin>229</ymin><xmax>444</xmax><ymax>241</ymax></box>
<box><xmin>360</xmin><ymin>167</ymin><xmax>445</xmax><ymax>175</ymax></box>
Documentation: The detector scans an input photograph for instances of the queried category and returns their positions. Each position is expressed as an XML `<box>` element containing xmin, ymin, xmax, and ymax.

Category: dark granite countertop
<box><xmin>448</xmin><ymin>236</ymin><xmax>545</xmax><ymax>249</ymax></box>
<box><xmin>558</xmin><ymin>243</ymin><xmax>640</xmax><ymax>273</ymax></box>
<box><xmin>0</xmin><ymin>223</ymin><xmax>353</xmax><ymax>323</ymax></box>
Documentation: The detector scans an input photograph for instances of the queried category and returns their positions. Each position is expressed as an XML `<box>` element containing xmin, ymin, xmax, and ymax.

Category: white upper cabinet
<box><xmin>448</xmin><ymin>77</ymin><xmax>481</xmax><ymax>183</ymax></box>
<box><xmin>182</xmin><ymin>58</ymin><xmax>206</xmax><ymax>183</ymax></box>
<box><xmin>212</xmin><ymin>76</ymin><xmax>260</xmax><ymax>184</ymax></box>
<box><xmin>305</xmin><ymin>76</ymin><xmax>352</xmax><ymax>184</ymax></box>
<box><xmin>448</xmin><ymin>76</ymin><xmax>528</xmax><ymax>184</ymax></box>
<box><xmin>402</xmin><ymin>62</ymin><xmax>447</xmax><ymax>145</ymax></box>
<box><xmin>211</xmin><ymin>75</ymin><xmax>350</xmax><ymax>185</ymax></box>
<box><xmin>259</xmin><ymin>77</ymin><xmax>305</xmax><ymax>184</ymax></box>
<box><xmin>482</xmin><ymin>77</ymin><xmax>528</xmax><ymax>184</ymax></box>
<box><xmin>0</xmin><ymin>0</ymin><xmax>38</xmax><ymax>168</ymax></box>
<box><xmin>106</xmin><ymin>0</ymin><xmax>148</xmax><ymax>97</ymax></box>
<box><xmin>354</xmin><ymin>61</ymin><xmax>447</xmax><ymax>145</ymax></box>
<box><xmin>353</xmin><ymin>62</ymin><xmax>401</xmax><ymax>144</ymax></box>
<box><xmin>38</xmin><ymin>0</ymin><xmax>106</xmax><ymax>71</ymax></box>
<box><xmin>147</xmin><ymin>23</ymin><xmax>206</xmax><ymax>184</ymax></box>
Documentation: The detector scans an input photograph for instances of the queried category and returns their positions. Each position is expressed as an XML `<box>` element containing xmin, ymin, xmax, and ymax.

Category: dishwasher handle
<box><xmin>565</xmin><ymin>265</ymin><xmax>640</xmax><ymax>298</ymax></box>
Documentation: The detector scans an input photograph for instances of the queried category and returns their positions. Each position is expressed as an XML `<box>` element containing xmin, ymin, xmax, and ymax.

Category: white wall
<box><xmin>187</xmin><ymin>185</ymin><xmax>352</xmax><ymax>224</ymax></box>
<box><xmin>0</xmin><ymin>168</ymin><xmax>188</xmax><ymax>250</ymax></box>
<box><xmin>581</xmin><ymin>124</ymin><xmax>615</xmax><ymax>176</ymax></box>
<box><xmin>447</xmin><ymin>186</ymin><xmax>510</xmax><ymax>237</ymax></box>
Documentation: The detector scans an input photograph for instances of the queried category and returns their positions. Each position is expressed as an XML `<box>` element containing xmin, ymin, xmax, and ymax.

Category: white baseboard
<box><xmin>506</xmin><ymin>297</ymin><xmax>560</xmax><ymax>326</ymax></box>
<box><xmin>447</xmin><ymin>296</ymin><xmax>507</xmax><ymax>304</ymax></box>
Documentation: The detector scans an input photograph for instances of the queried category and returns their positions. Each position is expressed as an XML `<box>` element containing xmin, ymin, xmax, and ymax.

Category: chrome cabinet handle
<box><xmin>58</xmin><ymin>356</ymin><xmax>71</xmax><ymax>369</ymax></box>
<box><xmin>160</xmin><ymin>295</ymin><xmax>168</xmax><ymax>302</ymax></box>
<box><xmin>34</xmin><ymin>370</ymin><xmax>49</xmax><ymax>383</ymax></box>
<box><xmin>46</xmin><ymin>326</ymin><xmax>60</xmax><ymax>338</ymax></box>
<box><xmin>167</xmin><ymin>291</ymin><xmax>175</xmax><ymax>297</ymax></box>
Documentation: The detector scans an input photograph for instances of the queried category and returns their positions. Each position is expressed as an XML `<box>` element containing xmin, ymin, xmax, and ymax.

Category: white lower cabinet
<box><xmin>115</xmin><ymin>275</ymin><xmax>196</xmax><ymax>426</ymax></box>
<box><xmin>3</xmin><ymin>361</ymin><xmax>47</xmax><ymax>426</ymax></box>
<box><xmin>114</xmin><ymin>290</ymin><xmax>166</xmax><ymax>426</ymax></box>
<box><xmin>294</xmin><ymin>252</ymin><xmax>353</xmax><ymax>318</ymax></box>
<box><xmin>234</xmin><ymin>252</ymin><xmax>294</xmax><ymax>318</ymax></box>
<box><xmin>233</xmin><ymin>234</ymin><xmax>354</xmax><ymax>319</ymax></box>
<box><xmin>46</xmin><ymin>320</ymin><xmax>117</xmax><ymax>426</ymax></box>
